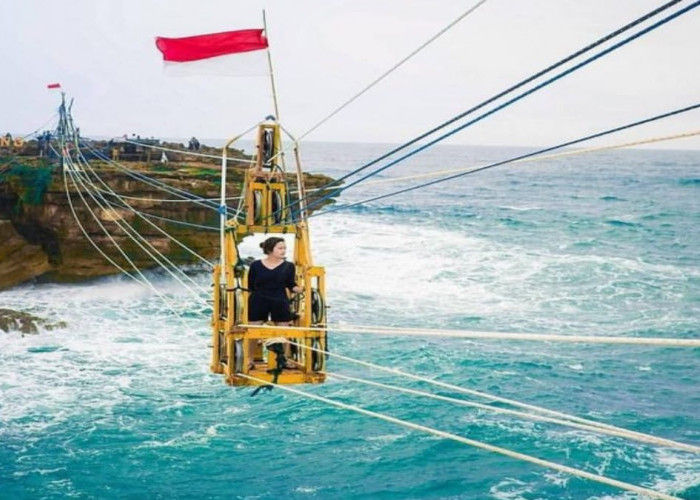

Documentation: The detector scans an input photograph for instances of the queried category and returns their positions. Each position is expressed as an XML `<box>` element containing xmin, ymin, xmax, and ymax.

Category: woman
<box><xmin>247</xmin><ymin>236</ymin><xmax>302</xmax><ymax>326</ymax></box>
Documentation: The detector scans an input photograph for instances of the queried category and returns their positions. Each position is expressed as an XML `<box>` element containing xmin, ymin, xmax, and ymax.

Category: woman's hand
<box><xmin>292</xmin><ymin>285</ymin><xmax>303</xmax><ymax>294</ymax></box>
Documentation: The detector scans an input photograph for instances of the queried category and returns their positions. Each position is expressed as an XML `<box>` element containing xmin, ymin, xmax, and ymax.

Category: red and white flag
<box><xmin>47</xmin><ymin>83</ymin><xmax>61</xmax><ymax>89</ymax></box>
<box><xmin>155</xmin><ymin>28</ymin><xmax>269</xmax><ymax>76</ymax></box>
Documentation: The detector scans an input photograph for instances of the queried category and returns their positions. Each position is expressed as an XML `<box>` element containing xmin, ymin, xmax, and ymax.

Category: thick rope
<box><xmin>284</xmin><ymin>339</ymin><xmax>696</xmax><ymax>445</ymax></box>
<box><xmin>81</xmin><ymin>190</ymin><xmax>244</xmax><ymax>204</ymax></box>
<box><xmin>331</xmin><ymin>325</ymin><xmax>700</xmax><ymax>347</ymax></box>
<box><xmin>288</xmin><ymin>0</ymin><xmax>690</xmax><ymax>217</ymax></box>
<box><xmin>325</xmin><ymin>372</ymin><xmax>700</xmax><ymax>454</ymax></box>
<box><xmin>363</xmin><ymin>130</ymin><xmax>700</xmax><ymax>187</ymax></box>
<box><xmin>67</xmin><ymin>159</ymin><xmax>208</xmax><ymax>299</ymax></box>
<box><xmin>62</xmin><ymin>157</ymin><xmax>196</xmax><ymax>322</ymax></box>
<box><xmin>74</xmin><ymin>149</ymin><xmax>215</xmax><ymax>268</ymax></box>
<box><xmin>83</xmin><ymin>144</ymin><xmax>220</xmax><ymax>211</ymax></box>
<box><xmin>311</xmin><ymin>103</ymin><xmax>700</xmax><ymax>218</ymax></box>
<box><xmin>239</xmin><ymin>374</ymin><xmax>680</xmax><ymax>500</ymax></box>
<box><xmin>240</xmin><ymin>324</ymin><xmax>700</xmax><ymax>348</ymax></box>
<box><xmin>290</xmin><ymin>0</ymin><xmax>490</xmax><ymax>145</ymax></box>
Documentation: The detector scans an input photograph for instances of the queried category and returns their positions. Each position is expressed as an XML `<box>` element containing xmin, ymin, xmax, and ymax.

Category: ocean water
<box><xmin>1</xmin><ymin>142</ymin><xmax>699</xmax><ymax>499</ymax></box>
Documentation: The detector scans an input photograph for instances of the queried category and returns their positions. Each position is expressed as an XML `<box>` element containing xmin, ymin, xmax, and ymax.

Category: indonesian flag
<box><xmin>47</xmin><ymin>83</ymin><xmax>61</xmax><ymax>89</ymax></box>
<box><xmin>155</xmin><ymin>28</ymin><xmax>269</xmax><ymax>76</ymax></box>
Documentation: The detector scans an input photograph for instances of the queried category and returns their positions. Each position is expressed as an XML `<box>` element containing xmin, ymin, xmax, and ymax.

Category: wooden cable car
<box><xmin>210</xmin><ymin>119</ymin><xmax>327</xmax><ymax>386</ymax></box>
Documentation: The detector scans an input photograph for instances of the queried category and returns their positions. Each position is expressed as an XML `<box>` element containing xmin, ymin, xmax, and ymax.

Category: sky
<box><xmin>1</xmin><ymin>0</ymin><xmax>699</xmax><ymax>150</ymax></box>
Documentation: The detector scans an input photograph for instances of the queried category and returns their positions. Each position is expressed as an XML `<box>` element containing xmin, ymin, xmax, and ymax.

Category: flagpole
<box><xmin>262</xmin><ymin>9</ymin><xmax>281</xmax><ymax>121</ymax></box>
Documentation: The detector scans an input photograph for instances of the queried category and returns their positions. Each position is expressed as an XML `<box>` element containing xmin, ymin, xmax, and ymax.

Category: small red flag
<box><xmin>47</xmin><ymin>83</ymin><xmax>61</xmax><ymax>89</ymax></box>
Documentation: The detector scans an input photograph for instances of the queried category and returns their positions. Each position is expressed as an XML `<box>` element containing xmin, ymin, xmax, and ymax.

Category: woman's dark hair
<box><xmin>260</xmin><ymin>237</ymin><xmax>285</xmax><ymax>255</ymax></box>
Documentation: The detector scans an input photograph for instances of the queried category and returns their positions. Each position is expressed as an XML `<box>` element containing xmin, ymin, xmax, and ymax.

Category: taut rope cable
<box><xmin>84</xmin><ymin>144</ymin><xmax>220</xmax><ymax>211</ymax></box>
<box><xmin>115</xmin><ymin>119</ymin><xmax>263</xmax><ymax>167</ymax></box>
<box><xmin>330</xmin><ymin>325</ymin><xmax>700</xmax><ymax>347</ymax></box>
<box><xmin>74</xmin><ymin>195</ymin><xmax>219</xmax><ymax>231</ymax></box>
<box><xmin>285</xmin><ymin>340</ymin><xmax>694</xmax><ymax>441</ymax></box>
<box><xmin>81</xmin><ymin>189</ymin><xmax>245</xmax><ymax>204</ymax></box>
<box><xmin>241</xmin><ymin>323</ymin><xmax>700</xmax><ymax>347</ymax></box>
<box><xmin>288</xmin><ymin>0</ymin><xmax>490</xmax><ymax>146</ymax></box>
<box><xmin>362</xmin><ymin>130</ymin><xmax>700</xmax><ymax>187</ymax></box>
<box><xmin>74</xmin><ymin>148</ymin><xmax>215</xmax><ymax>269</ymax></box>
<box><xmin>311</xmin><ymin>103</ymin><xmax>700</xmax><ymax>218</ymax></box>
<box><xmin>284</xmin><ymin>0</ymin><xmax>689</xmax><ymax>218</ymax></box>
<box><xmin>69</xmin><ymin>165</ymin><xmax>209</xmax><ymax>299</ymax></box>
<box><xmin>65</xmin><ymin>147</ymin><xmax>208</xmax><ymax>299</ymax></box>
<box><xmin>325</xmin><ymin>372</ymin><xmax>700</xmax><ymax>453</ymax></box>
<box><xmin>239</xmin><ymin>374</ymin><xmax>680</xmax><ymax>500</ymax></box>
<box><xmin>61</xmin><ymin>154</ymin><xmax>196</xmax><ymax>322</ymax></box>
<box><xmin>62</xmin><ymin>158</ymin><xmax>143</xmax><ymax>284</ymax></box>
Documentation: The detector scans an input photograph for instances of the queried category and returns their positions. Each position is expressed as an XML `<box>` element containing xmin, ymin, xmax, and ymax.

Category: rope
<box><xmin>292</xmin><ymin>0</ymin><xmax>695</xmax><ymax>217</ymax></box>
<box><xmin>83</xmin><ymin>144</ymin><xmax>220</xmax><ymax>211</ymax></box>
<box><xmin>325</xmin><ymin>372</ymin><xmax>700</xmax><ymax>454</ymax></box>
<box><xmin>81</xmin><ymin>190</ymin><xmax>244</xmax><ymax>204</ymax></box>
<box><xmin>65</xmin><ymin>152</ymin><xmax>208</xmax><ymax>299</ymax></box>
<box><xmin>74</xmin><ymin>149</ymin><xmax>215</xmax><ymax>268</ymax></box>
<box><xmin>285</xmin><ymin>339</ymin><xmax>698</xmax><ymax>448</ymax></box>
<box><xmin>239</xmin><ymin>374</ymin><xmax>679</xmax><ymax>500</ymax></box>
<box><xmin>79</xmin><ymin>199</ymin><xmax>219</xmax><ymax>231</ymax></box>
<box><xmin>362</xmin><ymin>130</ymin><xmax>700</xmax><ymax>187</ymax></box>
<box><xmin>62</xmin><ymin>161</ymin><xmax>143</xmax><ymax>284</ymax></box>
<box><xmin>240</xmin><ymin>324</ymin><xmax>700</xmax><ymax>347</ymax></box>
<box><xmin>332</xmin><ymin>324</ymin><xmax>700</xmax><ymax>347</ymax></box>
<box><xmin>311</xmin><ymin>103</ymin><xmax>700</xmax><ymax>218</ymax></box>
<box><xmin>290</xmin><ymin>0</ymin><xmax>490</xmax><ymax>145</ymax></box>
<box><xmin>62</xmin><ymin>157</ymin><xmax>197</xmax><ymax>322</ymax></box>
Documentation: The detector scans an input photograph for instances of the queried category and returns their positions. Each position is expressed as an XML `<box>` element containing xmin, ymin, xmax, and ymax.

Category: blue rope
<box><xmin>291</xmin><ymin>0</ymin><xmax>696</xmax><ymax>219</ymax></box>
<box><xmin>83</xmin><ymin>143</ymin><xmax>221</xmax><ymax>211</ymax></box>
<box><xmin>72</xmin><ymin>143</ymin><xmax>221</xmax><ymax>231</ymax></box>
<box><xmin>310</xmin><ymin>103</ymin><xmax>700</xmax><ymax>218</ymax></box>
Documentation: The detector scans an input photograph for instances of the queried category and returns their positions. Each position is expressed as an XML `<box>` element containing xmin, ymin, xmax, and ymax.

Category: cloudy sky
<box><xmin>2</xmin><ymin>0</ymin><xmax>699</xmax><ymax>149</ymax></box>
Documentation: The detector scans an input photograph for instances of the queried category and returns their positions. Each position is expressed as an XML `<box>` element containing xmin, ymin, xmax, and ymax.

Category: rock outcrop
<box><xmin>0</xmin><ymin>308</ymin><xmax>67</xmax><ymax>334</ymax></box>
<box><xmin>0</xmin><ymin>154</ymin><xmax>338</xmax><ymax>290</ymax></box>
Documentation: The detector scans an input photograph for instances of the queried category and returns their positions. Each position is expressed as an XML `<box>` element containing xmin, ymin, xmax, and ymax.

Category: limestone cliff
<box><xmin>0</xmin><ymin>154</ymin><xmax>338</xmax><ymax>290</ymax></box>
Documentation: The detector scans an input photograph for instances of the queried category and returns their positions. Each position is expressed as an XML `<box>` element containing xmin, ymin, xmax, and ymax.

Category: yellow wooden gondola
<box><xmin>210</xmin><ymin>118</ymin><xmax>327</xmax><ymax>387</ymax></box>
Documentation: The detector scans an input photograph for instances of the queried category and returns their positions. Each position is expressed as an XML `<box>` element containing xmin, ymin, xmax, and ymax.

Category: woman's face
<box><xmin>271</xmin><ymin>241</ymin><xmax>287</xmax><ymax>259</ymax></box>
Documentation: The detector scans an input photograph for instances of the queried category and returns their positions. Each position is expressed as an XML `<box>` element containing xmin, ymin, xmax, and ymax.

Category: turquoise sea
<box><xmin>1</xmin><ymin>142</ymin><xmax>699</xmax><ymax>499</ymax></box>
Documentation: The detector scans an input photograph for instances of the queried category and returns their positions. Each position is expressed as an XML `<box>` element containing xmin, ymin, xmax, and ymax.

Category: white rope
<box><xmin>363</xmin><ymin>130</ymin><xmax>700</xmax><ymax>187</ymax></box>
<box><xmin>62</xmin><ymin>158</ymin><xmax>195</xmax><ymax>322</ymax></box>
<box><xmin>66</xmin><ymin>153</ymin><xmax>208</xmax><ymax>300</ymax></box>
<box><xmin>19</xmin><ymin>112</ymin><xmax>59</xmax><ymax>140</ymax></box>
<box><xmin>74</xmin><ymin>150</ymin><xmax>214</xmax><ymax>269</ymax></box>
<box><xmin>332</xmin><ymin>324</ymin><xmax>700</xmax><ymax>347</ymax></box>
<box><xmin>79</xmin><ymin>190</ymin><xmax>245</xmax><ymax>204</ymax></box>
<box><xmin>240</xmin><ymin>374</ymin><xmax>679</xmax><ymax>500</ymax></box>
<box><xmin>62</xmin><ymin>161</ymin><xmax>143</xmax><ymax>283</ymax></box>
<box><xmin>260</xmin><ymin>0</ymin><xmax>491</xmax><ymax>172</ymax></box>
<box><xmin>285</xmin><ymin>339</ymin><xmax>695</xmax><ymax>446</ymax></box>
<box><xmin>292</xmin><ymin>0</ymin><xmax>491</xmax><ymax>145</ymax></box>
<box><xmin>325</xmin><ymin>372</ymin><xmax>700</xmax><ymax>454</ymax></box>
<box><xmin>240</xmin><ymin>323</ymin><xmax>700</xmax><ymax>347</ymax></box>
<box><xmin>82</xmin><ymin>143</ymin><xmax>220</xmax><ymax>211</ymax></box>
<box><xmin>69</xmin><ymin>164</ymin><xmax>207</xmax><ymax>296</ymax></box>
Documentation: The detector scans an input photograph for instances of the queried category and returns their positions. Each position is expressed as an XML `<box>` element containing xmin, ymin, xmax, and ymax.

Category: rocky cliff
<box><xmin>0</xmin><ymin>152</ymin><xmax>337</xmax><ymax>290</ymax></box>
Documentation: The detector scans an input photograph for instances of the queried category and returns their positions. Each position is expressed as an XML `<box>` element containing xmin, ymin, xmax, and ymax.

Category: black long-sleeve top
<box><xmin>247</xmin><ymin>260</ymin><xmax>296</xmax><ymax>298</ymax></box>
